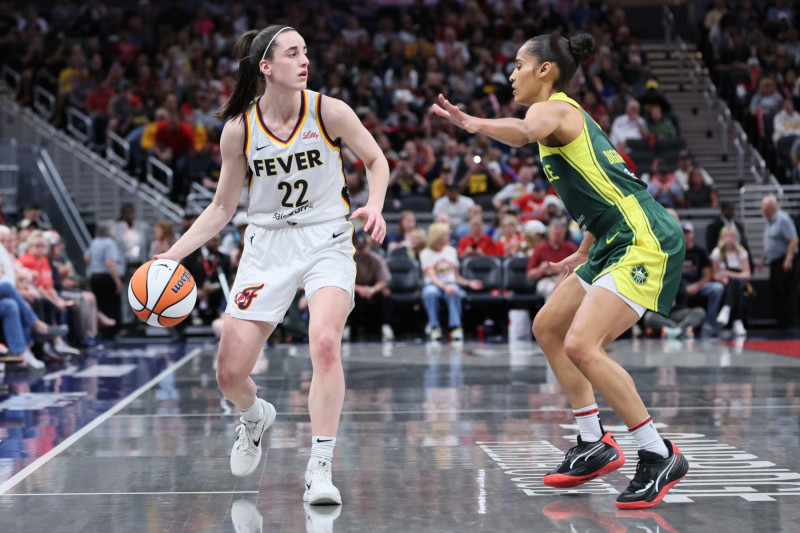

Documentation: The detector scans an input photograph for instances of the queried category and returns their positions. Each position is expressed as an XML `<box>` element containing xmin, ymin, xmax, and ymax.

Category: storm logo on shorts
<box><xmin>630</xmin><ymin>265</ymin><xmax>649</xmax><ymax>285</ymax></box>
<box><xmin>234</xmin><ymin>284</ymin><xmax>265</xmax><ymax>310</ymax></box>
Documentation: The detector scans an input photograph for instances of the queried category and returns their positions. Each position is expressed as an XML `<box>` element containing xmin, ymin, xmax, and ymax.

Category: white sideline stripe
<box><xmin>110</xmin><ymin>404</ymin><xmax>800</xmax><ymax>418</ymax></box>
<box><xmin>0</xmin><ymin>348</ymin><xmax>203</xmax><ymax>496</ymax></box>
<box><xmin>2</xmin><ymin>491</ymin><xmax>258</xmax><ymax>497</ymax></box>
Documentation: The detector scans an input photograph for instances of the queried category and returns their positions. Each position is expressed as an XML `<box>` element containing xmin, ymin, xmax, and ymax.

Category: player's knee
<box><xmin>563</xmin><ymin>331</ymin><xmax>593</xmax><ymax>369</ymax></box>
<box><xmin>311</xmin><ymin>330</ymin><xmax>340</xmax><ymax>370</ymax></box>
<box><xmin>216</xmin><ymin>354</ymin><xmax>247</xmax><ymax>391</ymax></box>
<box><xmin>532</xmin><ymin>308</ymin><xmax>558</xmax><ymax>345</ymax></box>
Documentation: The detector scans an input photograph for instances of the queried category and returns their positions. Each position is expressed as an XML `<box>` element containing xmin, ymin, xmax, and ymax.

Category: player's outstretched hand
<box><xmin>432</xmin><ymin>94</ymin><xmax>478</xmax><ymax>133</ymax></box>
<box><xmin>350</xmin><ymin>204</ymin><xmax>387</xmax><ymax>244</ymax></box>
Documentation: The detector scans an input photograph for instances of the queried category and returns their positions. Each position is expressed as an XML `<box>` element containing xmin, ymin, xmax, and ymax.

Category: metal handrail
<box><xmin>662</xmin><ymin>4</ymin><xmax>674</xmax><ymax>54</ymax></box>
<box><xmin>106</xmin><ymin>130</ymin><xmax>130</xmax><ymax>168</ymax></box>
<box><xmin>38</xmin><ymin>148</ymin><xmax>92</xmax><ymax>249</ymax></box>
<box><xmin>146</xmin><ymin>155</ymin><xmax>174</xmax><ymax>195</ymax></box>
<box><xmin>32</xmin><ymin>86</ymin><xmax>55</xmax><ymax>121</ymax></box>
<box><xmin>733</xmin><ymin>137</ymin><xmax>744</xmax><ymax>183</ymax></box>
<box><xmin>65</xmin><ymin>107</ymin><xmax>91</xmax><ymax>143</ymax></box>
<box><xmin>0</xmin><ymin>65</ymin><xmax>19</xmax><ymax>94</ymax></box>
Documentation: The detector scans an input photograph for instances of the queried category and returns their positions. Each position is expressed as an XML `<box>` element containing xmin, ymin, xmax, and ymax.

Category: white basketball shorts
<box><xmin>225</xmin><ymin>218</ymin><xmax>356</xmax><ymax>325</ymax></box>
<box><xmin>578</xmin><ymin>272</ymin><xmax>646</xmax><ymax>318</ymax></box>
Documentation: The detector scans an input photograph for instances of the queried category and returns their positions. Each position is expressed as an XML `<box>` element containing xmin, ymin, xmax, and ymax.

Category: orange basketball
<box><xmin>128</xmin><ymin>259</ymin><xmax>197</xmax><ymax>327</ymax></box>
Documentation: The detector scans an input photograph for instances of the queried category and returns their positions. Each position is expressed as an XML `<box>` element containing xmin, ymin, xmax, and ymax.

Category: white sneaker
<box><xmin>716</xmin><ymin>305</ymin><xmax>731</xmax><ymax>327</ymax></box>
<box><xmin>22</xmin><ymin>348</ymin><xmax>45</xmax><ymax>370</ymax></box>
<box><xmin>429</xmin><ymin>327</ymin><xmax>442</xmax><ymax>342</ymax></box>
<box><xmin>451</xmin><ymin>327</ymin><xmax>464</xmax><ymax>342</ymax></box>
<box><xmin>230</xmin><ymin>399</ymin><xmax>276</xmax><ymax>477</ymax></box>
<box><xmin>303</xmin><ymin>461</ymin><xmax>342</xmax><ymax>505</ymax></box>
<box><xmin>231</xmin><ymin>499</ymin><xmax>263</xmax><ymax>533</ymax></box>
<box><xmin>304</xmin><ymin>501</ymin><xmax>342</xmax><ymax>533</ymax></box>
<box><xmin>52</xmin><ymin>341</ymin><xmax>80</xmax><ymax>356</ymax></box>
<box><xmin>732</xmin><ymin>319</ymin><xmax>747</xmax><ymax>337</ymax></box>
<box><xmin>381</xmin><ymin>324</ymin><xmax>394</xmax><ymax>341</ymax></box>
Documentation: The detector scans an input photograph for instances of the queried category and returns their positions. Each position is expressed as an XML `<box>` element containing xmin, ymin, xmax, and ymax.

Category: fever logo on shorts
<box><xmin>630</xmin><ymin>265</ymin><xmax>649</xmax><ymax>285</ymax></box>
<box><xmin>234</xmin><ymin>284</ymin><xmax>265</xmax><ymax>310</ymax></box>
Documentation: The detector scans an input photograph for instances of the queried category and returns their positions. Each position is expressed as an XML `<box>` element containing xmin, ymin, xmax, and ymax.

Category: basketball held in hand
<box><xmin>128</xmin><ymin>259</ymin><xmax>197</xmax><ymax>327</ymax></box>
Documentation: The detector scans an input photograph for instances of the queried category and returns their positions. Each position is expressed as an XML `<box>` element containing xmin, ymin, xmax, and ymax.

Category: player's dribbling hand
<box><xmin>432</xmin><ymin>94</ymin><xmax>478</xmax><ymax>133</ymax></box>
<box><xmin>350</xmin><ymin>204</ymin><xmax>387</xmax><ymax>244</ymax></box>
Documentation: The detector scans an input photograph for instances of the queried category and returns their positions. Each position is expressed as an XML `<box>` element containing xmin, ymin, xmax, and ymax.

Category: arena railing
<box><xmin>145</xmin><ymin>155</ymin><xmax>174</xmax><ymax>196</ymax></box>
<box><xmin>106</xmin><ymin>130</ymin><xmax>131</xmax><ymax>169</ymax></box>
<box><xmin>0</xmin><ymin>87</ymin><xmax>184</xmax><ymax>230</ymax></box>
<box><xmin>0</xmin><ymin>65</ymin><xmax>19</xmax><ymax>95</ymax></box>
<box><xmin>33</xmin><ymin>86</ymin><xmax>55</xmax><ymax>122</ymax></box>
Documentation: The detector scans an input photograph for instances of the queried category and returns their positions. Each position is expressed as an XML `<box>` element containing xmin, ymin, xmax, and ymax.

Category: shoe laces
<box><xmin>234</xmin><ymin>422</ymin><xmax>253</xmax><ymax>453</ymax></box>
<box><xmin>308</xmin><ymin>465</ymin><xmax>331</xmax><ymax>486</ymax></box>
<box><xmin>628</xmin><ymin>456</ymin><xmax>661</xmax><ymax>491</ymax></box>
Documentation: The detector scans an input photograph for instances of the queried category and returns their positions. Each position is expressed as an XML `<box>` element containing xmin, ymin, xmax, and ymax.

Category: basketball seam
<box><xmin>152</xmin><ymin>265</ymin><xmax>188</xmax><ymax>316</ymax></box>
<box><xmin>159</xmin><ymin>284</ymin><xmax>196</xmax><ymax>319</ymax></box>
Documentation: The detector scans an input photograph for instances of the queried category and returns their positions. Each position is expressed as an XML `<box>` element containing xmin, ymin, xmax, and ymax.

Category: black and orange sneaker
<box><xmin>543</xmin><ymin>432</ymin><xmax>625</xmax><ymax>488</ymax></box>
<box><xmin>615</xmin><ymin>440</ymin><xmax>689</xmax><ymax>509</ymax></box>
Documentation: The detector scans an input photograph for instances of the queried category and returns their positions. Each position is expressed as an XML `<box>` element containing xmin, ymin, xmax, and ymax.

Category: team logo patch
<box><xmin>630</xmin><ymin>265</ymin><xmax>649</xmax><ymax>285</ymax></box>
<box><xmin>234</xmin><ymin>283</ymin><xmax>265</xmax><ymax>310</ymax></box>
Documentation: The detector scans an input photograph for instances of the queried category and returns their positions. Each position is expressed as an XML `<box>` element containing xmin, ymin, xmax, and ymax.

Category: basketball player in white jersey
<box><xmin>157</xmin><ymin>25</ymin><xmax>388</xmax><ymax>506</ymax></box>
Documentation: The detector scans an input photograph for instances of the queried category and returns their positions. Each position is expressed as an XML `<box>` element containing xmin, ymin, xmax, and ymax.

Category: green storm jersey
<box><xmin>538</xmin><ymin>92</ymin><xmax>646</xmax><ymax>235</ymax></box>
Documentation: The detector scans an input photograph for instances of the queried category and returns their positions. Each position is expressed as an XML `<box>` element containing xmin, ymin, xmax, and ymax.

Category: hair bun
<box><xmin>568</xmin><ymin>33</ymin><xmax>596</xmax><ymax>64</ymax></box>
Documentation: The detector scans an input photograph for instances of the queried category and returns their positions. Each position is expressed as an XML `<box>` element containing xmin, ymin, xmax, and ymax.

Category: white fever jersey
<box><xmin>243</xmin><ymin>89</ymin><xmax>351</xmax><ymax>227</ymax></box>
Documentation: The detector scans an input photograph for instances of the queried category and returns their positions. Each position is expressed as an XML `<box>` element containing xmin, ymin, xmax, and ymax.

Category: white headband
<box><xmin>261</xmin><ymin>27</ymin><xmax>294</xmax><ymax>62</ymax></box>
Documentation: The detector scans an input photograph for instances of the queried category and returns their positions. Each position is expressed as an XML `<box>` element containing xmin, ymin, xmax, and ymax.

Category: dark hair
<box><xmin>218</xmin><ymin>25</ymin><xmax>295</xmax><ymax>122</ymax></box>
<box><xmin>523</xmin><ymin>33</ymin><xmax>596</xmax><ymax>92</ymax></box>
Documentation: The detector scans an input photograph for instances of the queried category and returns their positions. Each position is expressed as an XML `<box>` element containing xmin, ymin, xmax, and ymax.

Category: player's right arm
<box><xmin>158</xmin><ymin>117</ymin><xmax>248</xmax><ymax>262</ymax></box>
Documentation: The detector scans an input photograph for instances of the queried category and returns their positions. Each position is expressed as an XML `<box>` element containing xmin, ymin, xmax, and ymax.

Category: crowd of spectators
<box><xmin>698</xmin><ymin>0</ymin><xmax>800</xmax><ymax>183</ymax></box>
<box><xmin>1</xmin><ymin>1</ymin><xmax>797</xmax><ymax>350</ymax></box>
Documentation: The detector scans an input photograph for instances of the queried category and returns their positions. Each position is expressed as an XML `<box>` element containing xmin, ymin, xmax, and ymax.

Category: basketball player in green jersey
<box><xmin>433</xmin><ymin>33</ymin><xmax>688</xmax><ymax>509</ymax></box>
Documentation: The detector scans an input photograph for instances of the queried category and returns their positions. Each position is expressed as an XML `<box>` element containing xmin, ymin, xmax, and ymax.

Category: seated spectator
<box><xmin>647</xmin><ymin>106</ymin><xmax>677</xmax><ymax>139</ymax></box>
<box><xmin>430</xmin><ymin>163</ymin><xmax>455</xmax><ymax>202</ymax></box>
<box><xmin>455</xmin><ymin>204</ymin><xmax>487</xmax><ymax>240</ymax></box>
<box><xmin>0</xmin><ymin>280</ymin><xmax>69</xmax><ymax>370</ymax></box>
<box><xmin>647</xmin><ymin>160</ymin><xmax>686</xmax><ymax>208</ymax></box>
<box><xmin>525</xmin><ymin>218</ymin><xmax>577</xmax><ymax>301</ymax></box>
<box><xmin>432</xmin><ymin>182</ymin><xmax>475</xmax><ymax>227</ymax></box>
<box><xmin>774</xmin><ymin>97</ymin><xmax>800</xmax><ymax>168</ymax></box>
<box><xmin>610</xmin><ymin>99</ymin><xmax>648</xmax><ymax>149</ymax></box>
<box><xmin>458</xmin><ymin>149</ymin><xmax>504</xmax><ymax>196</ymax></box>
<box><xmin>638</xmin><ymin>79</ymin><xmax>673</xmax><ymax>116</ymax></box>
<box><xmin>200</xmin><ymin>144</ymin><xmax>223</xmax><ymax>190</ymax></box>
<box><xmin>684</xmin><ymin>168</ymin><xmax>718</xmax><ymax>208</ymax></box>
<box><xmin>748</xmin><ymin>77</ymin><xmax>783</xmax><ymax>134</ymax></box>
<box><xmin>149</xmin><ymin>219</ymin><xmax>175</xmax><ymax>258</ymax></box>
<box><xmin>492</xmin><ymin>165</ymin><xmax>535</xmax><ymax>209</ymax></box>
<box><xmin>514</xmin><ymin>180</ymin><xmax>551</xmax><ymax>222</ymax></box>
<box><xmin>387</xmin><ymin>210</ymin><xmax>418</xmax><ymax>252</ymax></box>
<box><xmin>183</xmin><ymin>234</ymin><xmax>231</xmax><ymax>326</ymax></box>
<box><xmin>580</xmin><ymin>90</ymin><xmax>608</xmax><ymax>123</ymax></box>
<box><xmin>678</xmin><ymin>221</ymin><xmax>725</xmax><ymax>337</ymax></box>
<box><xmin>495</xmin><ymin>215</ymin><xmax>523</xmax><ymax>257</ymax></box>
<box><xmin>705</xmin><ymin>202</ymin><xmax>751</xmax><ymax>263</ymax></box>
<box><xmin>346</xmin><ymin>161</ymin><xmax>369</xmax><ymax>208</ymax></box>
<box><xmin>674</xmin><ymin>150</ymin><xmax>713</xmax><ymax>190</ymax></box>
<box><xmin>420</xmin><ymin>223</ymin><xmax>483</xmax><ymax>342</ymax></box>
<box><xmin>85</xmin><ymin>76</ymin><xmax>114</xmax><ymax>148</ymax></box>
<box><xmin>642</xmin><ymin>304</ymin><xmax>706</xmax><ymax>339</ymax></box>
<box><xmin>458</xmin><ymin>214</ymin><xmax>498</xmax><ymax>258</ymax></box>
<box><xmin>710</xmin><ymin>226</ymin><xmax>751</xmax><ymax>337</ymax></box>
<box><xmin>347</xmin><ymin>231</ymin><xmax>393</xmax><ymax>341</ymax></box>
<box><xmin>388</xmin><ymin>151</ymin><xmax>427</xmax><ymax>197</ymax></box>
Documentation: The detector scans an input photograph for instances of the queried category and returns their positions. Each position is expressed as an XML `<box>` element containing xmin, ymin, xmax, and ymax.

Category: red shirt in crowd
<box><xmin>155</xmin><ymin>121</ymin><xmax>195</xmax><ymax>156</ymax></box>
<box><xmin>526</xmin><ymin>239</ymin><xmax>578</xmax><ymax>274</ymax></box>
<box><xmin>86</xmin><ymin>86</ymin><xmax>115</xmax><ymax>114</ymax></box>
<box><xmin>514</xmin><ymin>193</ymin><xmax>549</xmax><ymax>221</ymax></box>
<box><xmin>18</xmin><ymin>252</ymin><xmax>55</xmax><ymax>290</ymax></box>
<box><xmin>458</xmin><ymin>234</ymin><xmax>499</xmax><ymax>257</ymax></box>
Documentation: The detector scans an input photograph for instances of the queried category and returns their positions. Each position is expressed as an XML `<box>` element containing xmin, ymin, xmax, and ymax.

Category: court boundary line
<box><xmin>0</xmin><ymin>347</ymin><xmax>204</xmax><ymax>496</ymax></box>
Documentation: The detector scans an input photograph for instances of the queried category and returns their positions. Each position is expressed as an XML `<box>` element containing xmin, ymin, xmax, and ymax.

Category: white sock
<box><xmin>573</xmin><ymin>404</ymin><xmax>603</xmax><ymax>442</ymax></box>
<box><xmin>308</xmin><ymin>436</ymin><xmax>336</xmax><ymax>470</ymax></box>
<box><xmin>239</xmin><ymin>398</ymin><xmax>264</xmax><ymax>423</ymax></box>
<box><xmin>628</xmin><ymin>416</ymin><xmax>669</xmax><ymax>458</ymax></box>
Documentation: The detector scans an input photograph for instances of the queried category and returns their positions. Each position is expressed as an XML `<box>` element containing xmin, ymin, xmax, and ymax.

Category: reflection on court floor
<box><xmin>0</xmin><ymin>337</ymin><xmax>799</xmax><ymax>531</ymax></box>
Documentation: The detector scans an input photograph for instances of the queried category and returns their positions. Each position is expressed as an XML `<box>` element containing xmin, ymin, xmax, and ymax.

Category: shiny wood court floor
<box><xmin>0</xmin><ymin>336</ymin><xmax>799</xmax><ymax>532</ymax></box>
